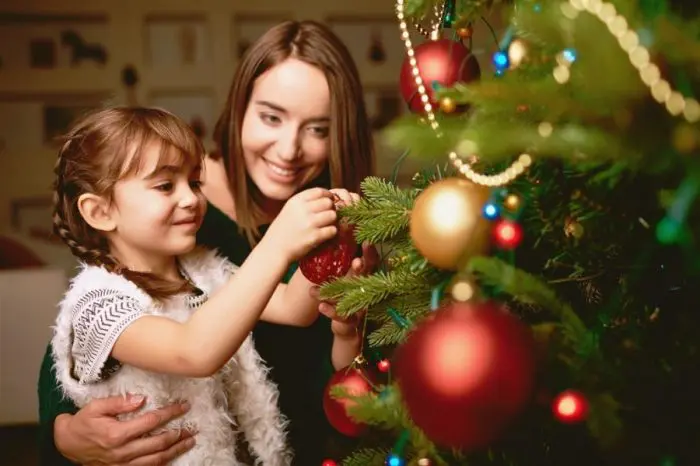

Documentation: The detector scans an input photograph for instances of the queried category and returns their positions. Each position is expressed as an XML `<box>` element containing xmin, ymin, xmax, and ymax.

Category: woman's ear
<box><xmin>77</xmin><ymin>193</ymin><xmax>116</xmax><ymax>232</ymax></box>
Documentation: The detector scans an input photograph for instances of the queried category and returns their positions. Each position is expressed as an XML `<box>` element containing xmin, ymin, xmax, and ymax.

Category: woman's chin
<box><xmin>258</xmin><ymin>182</ymin><xmax>299</xmax><ymax>202</ymax></box>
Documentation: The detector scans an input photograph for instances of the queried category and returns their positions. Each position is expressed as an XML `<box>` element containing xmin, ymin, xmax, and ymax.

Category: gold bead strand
<box><xmin>565</xmin><ymin>0</ymin><xmax>700</xmax><ymax>122</ymax></box>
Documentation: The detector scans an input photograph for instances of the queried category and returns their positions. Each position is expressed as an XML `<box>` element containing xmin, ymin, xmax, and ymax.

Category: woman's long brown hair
<box><xmin>212</xmin><ymin>20</ymin><xmax>375</xmax><ymax>245</ymax></box>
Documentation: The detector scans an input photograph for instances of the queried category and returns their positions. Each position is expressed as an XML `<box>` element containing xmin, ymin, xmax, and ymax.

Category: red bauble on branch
<box><xmin>323</xmin><ymin>365</ymin><xmax>376</xmax><ymax>437</ymax></box>
<box><xmin>394</xmin><ymin>301</ymin><xmax>536</xmax><ymax>451</ymax></box>
<box><xmin>399</xmin><ymin>38</ymin><xmax>481</xmax><ymax>113</ymax></box>
<box><xmin>299</xmin><ymin>222</ymin><xmax>358</xmax><ymax>285</ymax></box>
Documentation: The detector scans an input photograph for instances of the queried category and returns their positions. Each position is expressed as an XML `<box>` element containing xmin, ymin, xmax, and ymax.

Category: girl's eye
<box><xmin>190</xmin><ymin>180</ymin><xmax>203</xmax><ymax>190</ymax></box>
<box><xmin>155</xmin><ymin>182</ymin><xmax>174</xmax><ymax>192</ymax></box>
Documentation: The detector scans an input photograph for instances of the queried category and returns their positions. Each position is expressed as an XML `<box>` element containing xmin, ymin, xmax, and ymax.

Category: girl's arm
<box><xmin>112</xmin><ymin>235</ymin><xmax>290</xmax><ymax>377</ymax></box>
<box><xmin>107</xmin><ymin>188</ymin><xmax>337</xmax><ymax>378</ymax></box>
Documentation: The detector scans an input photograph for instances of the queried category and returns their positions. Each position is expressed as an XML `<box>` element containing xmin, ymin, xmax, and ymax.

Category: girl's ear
<box><xmin>77</xmin><ymin>193</ymin><xmax>117</xmax><ymax>232</ymax></box>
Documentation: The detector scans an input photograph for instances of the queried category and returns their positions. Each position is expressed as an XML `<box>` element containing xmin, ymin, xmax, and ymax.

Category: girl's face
<box><xmin>241</xmin><ymin>58</ymin><xmax>331</xmax><ymax>204</ymax></box>
<box><xmin>105</xmin><ymin>143</ymin><xmax>206</xmax><ymax>270</ymax></box>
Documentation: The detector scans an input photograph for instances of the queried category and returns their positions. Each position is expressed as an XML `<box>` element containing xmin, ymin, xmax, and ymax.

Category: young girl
<box><xmin>50</xmin><ymin>106</ymin><xmax>351</xmax><ymax>465</ymax></box>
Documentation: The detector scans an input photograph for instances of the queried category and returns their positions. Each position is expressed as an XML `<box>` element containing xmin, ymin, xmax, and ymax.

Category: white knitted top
<box><xmin>51</xmin><ymin>248</ymin><xmax>292</xmax><ymax>465</ymax></box>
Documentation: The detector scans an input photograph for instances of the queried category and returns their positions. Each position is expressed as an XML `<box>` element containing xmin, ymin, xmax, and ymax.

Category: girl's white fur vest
<box><xmin>51</xmin><ymin>248</ymin><xmax>292</xmax><ymax>465</ymax></box>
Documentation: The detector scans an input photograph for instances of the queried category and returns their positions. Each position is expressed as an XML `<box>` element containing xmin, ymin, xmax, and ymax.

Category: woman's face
<box><xmin>241</xmin><ymin>58</ymin><xmax>331</xmax><ymax>203</ymax></box>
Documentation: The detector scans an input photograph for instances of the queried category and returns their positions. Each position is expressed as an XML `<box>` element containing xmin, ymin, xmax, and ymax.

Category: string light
<box><xmin>564</xmin><ymin>0</ymin><xmax>700</xmax><ymax>122</ymax></box>
<box><xmin>395</xmin><ymin>0</ymin><xmax>533</xmax><ymax>187</ymax></box>
<box><xmin>482</xmin><ymin>202</ymin><xmax>500</xmax><ymax>219</ymax></box>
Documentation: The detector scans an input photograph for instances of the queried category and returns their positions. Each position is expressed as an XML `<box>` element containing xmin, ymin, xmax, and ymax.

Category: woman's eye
<box><xmin>260</xmin><ymin>113</ymin><xmax>281</xmax><ymax>125</ymax></box>
<box><xmin>308</xmin><ymin>126</ymin><xmax>329</xmax><ymax>138</ymax></box>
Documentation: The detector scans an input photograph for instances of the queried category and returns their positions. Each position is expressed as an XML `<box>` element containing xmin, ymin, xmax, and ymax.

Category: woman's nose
<box><xmin>276</xmin><ymin>127</ymin><xmax>301</xmax><ymax>162</ymax></box>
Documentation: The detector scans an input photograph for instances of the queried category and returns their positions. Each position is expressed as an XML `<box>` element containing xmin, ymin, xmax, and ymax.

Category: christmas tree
<box><xmin>311</xmin><ymin>1</ymin><xmax>700</xmax><ymax>465</ymax></box>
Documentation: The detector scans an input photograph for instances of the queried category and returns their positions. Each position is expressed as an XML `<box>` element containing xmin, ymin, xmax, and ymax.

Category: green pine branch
<box><xmin>332</xmin><ymin>384</ymin><xmax>449</xmax><ymax>465</ymax></box>
<box><xmin>339</xmin><ymin>177</ymin><xmax>417</xmax><ymax>244</ymax></box>
<box><xmin>341</xmin><ymin>448</ymin><xmax>391</xmax><ymax>466</ymax></box>
<box><xmin>319</xmin><ymin>268</ymin><xmax>438</xmax><ymax>316</ymax></box>
<box><xmin>368</xmin><ymin>320</ymin><xmax>413</xmax><ymax>347</ymax></box>
<box><xmin>465</xmin><ymin>256</ymin><xmax>589</xmax><ymax>351</ymax></box>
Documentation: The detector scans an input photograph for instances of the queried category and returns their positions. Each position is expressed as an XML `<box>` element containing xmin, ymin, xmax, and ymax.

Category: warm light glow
<box><xmin>499</xmin><ymin>224</ymin><xmax>516</xmax><ymax>240</ymax></box>
<box><xmin>424</xmin><ymin>321</ymin><xmax>492</xmax><ymax>397</ymax></box>
<box><xmin>557</xmin><ymin>395</ymin><xmax>578</xmax><ymax>416</ymax></box>
<box><xmin>508</xmin><ymin>39</ymin><xmax>527</xmax><ymax>69</ymax></box>
<box><xmin>428</xmin><ymin>189</ymin><xmax>472</xmax><ymax>232</ymax></box>
<box><xmin>451</xmin><ymin>280</ymin><xmax>475</xmax><ymax>302</ymax></box>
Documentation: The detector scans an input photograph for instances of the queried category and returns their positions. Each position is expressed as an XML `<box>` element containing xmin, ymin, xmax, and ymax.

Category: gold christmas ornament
<box><xmin>672</xmin><ymin>124</ymin><xmax>697</xmax><ymax>154</ymax></box>
<box><xmin>504</xmin><ymin>193</ymin><xmax>521</xmax><ymax>211</ymax></box>
<box><xmin>439</xmin><ymin>96</ymin><xmax>457</xmax><ymax>113</ymax></box>
<box><xmin>457</xmin><ymin>26</ymin><xmax>473</xmax><ymax>39</ymax></box>
<box><xmin>564</xmin><ymin>218</ymin><xmax>584</xmax><ymax>239</ymax></box>
<box><xmin>410</xmin><ymin>178</ymin><xmax>491</xmax><ymax>270</ymax></box>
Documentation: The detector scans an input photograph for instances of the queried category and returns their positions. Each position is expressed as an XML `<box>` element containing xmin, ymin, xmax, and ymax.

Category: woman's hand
<box><xmin>310</xmin><ymin>241</ymin><xmax>380</xmax><ymax>336</ymax></box>
<box><xmin>55</xmin><ymin>394</ymin><xmax>195</xmax><ymax>466</ymax></box>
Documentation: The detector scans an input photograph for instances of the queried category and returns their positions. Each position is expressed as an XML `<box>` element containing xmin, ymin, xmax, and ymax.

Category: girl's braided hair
<box><xmin>52</xmin><ymin>106</ymin><xmax>205</xmax><ymax>299</ymax></box>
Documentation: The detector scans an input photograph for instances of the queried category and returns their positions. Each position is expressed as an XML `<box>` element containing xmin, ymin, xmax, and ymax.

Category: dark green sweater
<box><xmin>38</xmin><ymin>203</ymin><xmax>339</xmax><ymax>465</ymax></box>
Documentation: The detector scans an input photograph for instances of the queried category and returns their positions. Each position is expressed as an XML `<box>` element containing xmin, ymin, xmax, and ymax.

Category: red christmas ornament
<box><xmin>377</xmin><ymin>359</ymin><xmax>391</xmax><ymax>373</ymax></box>
<box><xmin>553</xmin><ymin>390</ymin><xmax>589</xmax><ymax>424</ymax></box>
<box><xmin>300</xmin><ymin>222</ymin><xmax>358</xmax><ymax>285</ymax></box>
<box><xmin>321</xmin><ymin>461</ymin><xmax>337</xmax><ymax>466</ymax></box>
<box><xmin>323</xmin><ymin>365</ymin><xmax>376</xmax><ymax>437</ymax></box>
<box><xmin>493</xmin><ymin>219</ymin><xmax>523</xmax><ymax>249</ymax></box>
<box><xmin>399</xmin><ymin>39</ymin><xmax>481</xmax><ymax>113</ymax></box>
<box><xmin>395</xmin><ymin>301</ymin><xmax>536</xmax><ymax>450</ymax></box>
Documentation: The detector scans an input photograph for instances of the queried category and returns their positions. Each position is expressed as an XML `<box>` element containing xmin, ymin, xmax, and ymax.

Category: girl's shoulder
<box><xmin>178</xmin><ymin>247</ymin><xmax>238</xmax><ymax>295</ymax></box>
<box><xmin>61</xmin><ymin>262</ymin><xmax>152</xmax><ymax>312</ymax></box>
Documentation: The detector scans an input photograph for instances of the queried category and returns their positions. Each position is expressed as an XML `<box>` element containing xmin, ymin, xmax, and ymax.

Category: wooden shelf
<box><xmin>0</xmin><ymin>68</ymin><xmax>114</xmax><ymax>94</ymax></box>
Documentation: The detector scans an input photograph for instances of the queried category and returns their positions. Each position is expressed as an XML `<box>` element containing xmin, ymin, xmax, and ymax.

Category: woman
<box><xmin>38</xmin><ymin>20</ymin><xmax>376</xmax><ymax>465</ymax></box>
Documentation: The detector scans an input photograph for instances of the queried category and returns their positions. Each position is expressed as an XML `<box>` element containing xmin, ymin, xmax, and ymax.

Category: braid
<box><xmin>52</xmin><ymin>136</ymin><xmax>192</xmax><ymax>300</ymax></box>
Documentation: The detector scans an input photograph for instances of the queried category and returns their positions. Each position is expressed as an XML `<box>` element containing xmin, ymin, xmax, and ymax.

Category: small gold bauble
<box><xmin>456</xmin><ymin>27</ymin><xmax>473</xmax><ymax>39</ymax></box>
<box><xmin>410</xmin><ymin>178</ymin><xmax>491</xmax><ymax>270</ymax></box>
<box><xmin>564</xmin><ymin>218</ymin><xmax>584</xmax><ymax>239</ymax></box>
<box><xmin>503</xmin><ymin>193</ymin><xmax>521</xmax><ymax>211</ymax></box>
<box><xmin>439</xmin><ymin>96</ymin><xmax>457</xmax><ymax>113</ymax></box>
<box><xmin>449</xmin><ymin>277</ymin><xmax>476</xmax><ymax>302</ymax></box>
<box><xmin>672</xmin><ymin>124</ymin><xmax>697</xmax><ymax>154</ymax></box>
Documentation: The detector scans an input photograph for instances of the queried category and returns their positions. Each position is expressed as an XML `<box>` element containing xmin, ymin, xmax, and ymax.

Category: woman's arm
<box><xmin>38</xmin><ymin>343</ymin><xmax>79</xmax><ymax>465</ymax></box>
<box><xmin>315</xmin><ymin>242</ymin><xmax>379</xmax><ymax>370</ymax></box>
<box><xmin>258</xmin><ymin>269</ymin><xmax>320</xmax><ymax>327</ymax></box>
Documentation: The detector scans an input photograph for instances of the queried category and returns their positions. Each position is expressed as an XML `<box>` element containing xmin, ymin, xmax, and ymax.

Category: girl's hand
<box><xmin>265</xmin><ymin>188</ymin><xmax>338</xmax><ymax>262</ymax></box>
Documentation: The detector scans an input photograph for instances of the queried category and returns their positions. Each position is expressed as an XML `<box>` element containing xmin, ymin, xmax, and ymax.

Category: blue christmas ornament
<box><xmin>492</xmin><ymin>50</ymin><xmax>509</xmax><ymax>71</ymax></box>
<box><xmin>386</xmin><ymin>454</ymin><xmax>405</xmax><ymax>466</ymax></box>
<box><xmin>483</xmin><ymin>202</ymin><xmax>500</xmax><ymax>220</ymax></box>
<box><xmin>562</xmin><ymin>48</ymin><xmax>577</xmax><ymax>63</ymax></box>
